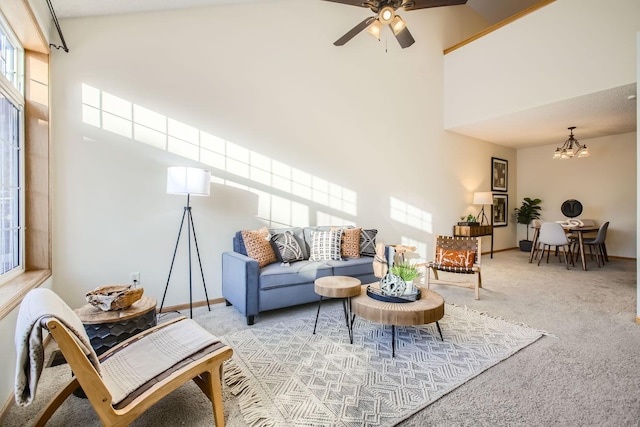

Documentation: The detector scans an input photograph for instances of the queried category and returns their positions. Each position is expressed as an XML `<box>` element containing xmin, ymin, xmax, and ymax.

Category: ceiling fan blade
<box><xmin>323</xmin><ymin>0</ymin><xmax>370</xmax><ymax>8</ymax></box>
<box><xmin>334</xmin><ymin>16</ymin><xmax>377</xmax><ymax>46</ymax></box>
<box><xmin>392</xmin><ymin>24</ymin><xmax>415</xmax><ymax>48</ymax></box>
<box><xmin>402</xmin><ymin>0</ymin><xmax>467</xmax><ymax>11</ymax></box>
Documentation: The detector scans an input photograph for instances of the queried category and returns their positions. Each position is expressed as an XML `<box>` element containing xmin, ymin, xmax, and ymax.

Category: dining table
<box><xmin>529</xmin><ymin>223</ymin><xmax>601</xmax><ymax>271</ymax></box>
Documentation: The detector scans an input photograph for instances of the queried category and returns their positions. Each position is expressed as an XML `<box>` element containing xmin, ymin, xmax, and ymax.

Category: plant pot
<box><xmin>457</xmin><ymin>222</ymin><xmax>480</xmax><ymax>226</ymax></box>
<box><xmin>519</xmin><ymin>240</ymin><xmax>533</xmax><ymax>252</ymax></box>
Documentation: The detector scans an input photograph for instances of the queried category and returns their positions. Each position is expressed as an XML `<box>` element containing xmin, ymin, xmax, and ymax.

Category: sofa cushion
<box><xmin>259</xmin><ymin>261</ymin><xmax>333</xmax><ymax>290</ymax></box>
<box><xmin>309</xmin><ymin>230</ymin><xmax>343</xmax><ymax>261</ymax></box>
<box><xmin>270</xmin><ymin>227</ymin><xmax>308</xmax><ymax>259</ymax></box>
<box><xmin>241</xmin><ymin>227</ymin><xmax>277</xmax><ymax>268</ymax></box>
<box><xmin>341</xmin><ymin>228</ymin><xmax>361</xmax><ymax>258</ymax></box>
<box><xmin>233</xmin><ymin>231</ymin><xmax>247</xmax><ymax>256</ymax></box>
<box><xmin>271</xmin><ymin>231</ymin><xmax>304</xmax><ymax>264</ymax></box>
<box><xmin>359</xmin><ymin>229</ymin><xmax>378</xmax><ymax>257</ymax></box>
<box><xmin>325</xmin><ymin>257</ymin><xmax>374</xmax><ymax>278</ymax></box>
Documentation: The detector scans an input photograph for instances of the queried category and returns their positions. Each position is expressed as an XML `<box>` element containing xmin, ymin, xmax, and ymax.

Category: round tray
<box><xmin>366</xmin><ymin>285</ymin><xmax>421</xmax><ymax>303</ymax></box>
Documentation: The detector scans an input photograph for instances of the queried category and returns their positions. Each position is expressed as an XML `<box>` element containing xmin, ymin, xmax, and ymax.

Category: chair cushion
<box><xmin>325</xmin><ymin>257</ymin><xmax>373</xmax><ymax>277</ymax></box>
<box><xmin>259</xmin><ymin>260</ymin><xmax>333</xmax><ymax>290</ymax></box>
<box><xmin>101</xmin><ymin>319</ymin><xmax>219</xmax><ymax>405</ymax></box>
<box><xmin>436</xmin><ymin>247</ymin><xmax>476</xmax><ymax>268</ymax></box>
<box><xmin>241</xmin><ymin>227</ymin><xmax>277</xmax><ymax>268</ymax></box>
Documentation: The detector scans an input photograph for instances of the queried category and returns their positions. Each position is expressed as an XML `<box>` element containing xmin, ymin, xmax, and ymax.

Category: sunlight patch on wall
<box><xmin>317</xmin><ymin>211</ymin><xmax>355</xmax><ymax>227</ymax></box>
<box><xmin>390</xmin><ymin>197</ymin><xmax>432</xmax><ymax>233</ymax></box>
<box><xmin>81</xmin><ymin>84</ymin><xmax>357</xmax><ymax>227</ymax></box>
<box><xmin>399</xmin><ymin>236</ymin><xmax>427</xmax><ymax>261</ymax></box>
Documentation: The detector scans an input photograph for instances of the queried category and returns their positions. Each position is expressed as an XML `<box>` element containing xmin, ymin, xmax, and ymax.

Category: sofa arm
<box><xmin>222</xmin><ymin>251</ymin><xmax>260</xmax><ymax>325</ymax></box>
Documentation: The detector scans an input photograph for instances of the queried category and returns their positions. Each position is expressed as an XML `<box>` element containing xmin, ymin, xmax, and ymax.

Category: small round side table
<box><xmin>75</xmin><ymin>295</ymin><xmax>158</xmax><ymax>356</ymax></box>
<box><xmin>313</xmin><ymin>276</ymin><xmax>361</xmax><ymax>344</ymax></box>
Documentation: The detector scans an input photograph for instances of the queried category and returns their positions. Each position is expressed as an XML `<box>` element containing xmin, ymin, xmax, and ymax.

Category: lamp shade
<box><xmin>473</xmin><ymin>192</ymin><xmax>493</xmax><ymax>205</ymax></box>
<box><xmin>166</xmin><ymin>167</ymin><xmax>211</xmax><ymax>196</ymax></box>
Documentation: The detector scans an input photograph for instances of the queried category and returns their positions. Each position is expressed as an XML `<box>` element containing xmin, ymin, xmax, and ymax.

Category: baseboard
<box><xmin>636</xmin><ymin>317</ymin><xmax>640</xmax><ymax>324</ymax></box>
<box><xmin>158</xmin><ymin>298</ymin><xmax>226</xmax><ymax>313</ymax></box>
<box><xmin>0</xmin><ymin>392</ymin><xmax>12</xmax><ymax>427</ymax></box>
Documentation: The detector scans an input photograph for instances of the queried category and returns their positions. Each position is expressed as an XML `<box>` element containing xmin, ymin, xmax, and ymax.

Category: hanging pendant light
<box><xmin>553</xmin><ymin>127</ymin><xmax>590</xmax><ymax>159</ymax></box>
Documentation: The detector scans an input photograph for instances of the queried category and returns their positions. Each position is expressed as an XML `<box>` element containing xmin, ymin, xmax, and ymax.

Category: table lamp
<box><xmin>473</xmin><ymin>192</ymin><xmax>493</xmax><ymax>226</ymax></box>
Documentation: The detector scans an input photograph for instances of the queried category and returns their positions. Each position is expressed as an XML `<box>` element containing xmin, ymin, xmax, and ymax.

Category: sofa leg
<box><xmin>225</xmin><ymin>299</ymin><xmax>232</xmax><ymax>307</ymax></box>
<box><xmin>246</xmin><ymin>315</ymin><xmax>255</xmax><ymax>326</ymax></box>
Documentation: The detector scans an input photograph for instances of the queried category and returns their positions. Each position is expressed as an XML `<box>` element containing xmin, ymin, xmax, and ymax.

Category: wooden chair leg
<box><xmin>34</xmin><ymin>378</ymin><xmax>80</xmax><ymax>427</ymax></box>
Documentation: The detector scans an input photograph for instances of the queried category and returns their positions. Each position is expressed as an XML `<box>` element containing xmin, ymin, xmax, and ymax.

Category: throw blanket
<box><xmin>14</xmin><ymin>288</ymin><xmax>100</xmax><ymax>406</ymax></box>
<box><xmin>100</xmin><ymin>319</ymin><xmax>219</xmax><ymax>404</ymax></box>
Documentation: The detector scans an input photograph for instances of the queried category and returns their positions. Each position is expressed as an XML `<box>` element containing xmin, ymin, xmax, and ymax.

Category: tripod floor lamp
<box><xmin>159</xmin><ymin>166</ymin><xmax>211</xmax><ymax>318</ymax></box>
<box><xmin>473</xmin><ymin>191</ymin><xmax>494</xmax><ymax>226</ymax></box>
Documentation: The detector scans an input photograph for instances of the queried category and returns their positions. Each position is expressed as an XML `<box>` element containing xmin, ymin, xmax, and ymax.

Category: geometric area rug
<box><xmin>223</xmin><ymin>303</ymin><xmax>545</xmax><ymax>426</ymax></box>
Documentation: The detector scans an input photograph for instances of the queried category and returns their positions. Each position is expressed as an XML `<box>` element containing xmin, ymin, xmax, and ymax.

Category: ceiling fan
<box><xmin>325</xmin><ymin>0</ymin><xmax>468</xmax><ymax>49</ymax></box>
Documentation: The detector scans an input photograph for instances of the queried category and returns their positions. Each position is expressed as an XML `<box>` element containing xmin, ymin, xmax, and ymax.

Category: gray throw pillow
<box><xmin>271</xmin><ymin>231</ymin><xmax>304</xmax><ymax>264</ymax></box>
<box><xmin>360</xmin><ymin>229</ymin><xmax>378</xmax><ymax>257</ymax></box>
<box><xmin>309</xmin><ymin>230</ymin><xmax>343</xmax><ymax>261</ymax></box>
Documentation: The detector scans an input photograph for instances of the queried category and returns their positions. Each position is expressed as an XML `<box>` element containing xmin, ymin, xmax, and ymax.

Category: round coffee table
<box><xmin>313</xmin><ymin>276</ymin><xmax>362</xmax><ymax>344</ymax></box>
<box><xmin>352</xmin><ymin>284</ymin><xmax>445</xmax><ymax>357</ymax></box>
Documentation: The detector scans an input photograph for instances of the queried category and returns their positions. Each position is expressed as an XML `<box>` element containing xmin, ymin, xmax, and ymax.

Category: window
<box><xmin>0</xmin><ymin>19</ymin><xmax>24</xmax><ymax>282</ymax></box>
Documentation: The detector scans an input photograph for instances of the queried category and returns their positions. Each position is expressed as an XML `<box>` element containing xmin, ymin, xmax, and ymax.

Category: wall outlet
<box><xmin>130</xmin><ymin>272</ymin><xmax>140</xmax><ymax>287</ymax></box>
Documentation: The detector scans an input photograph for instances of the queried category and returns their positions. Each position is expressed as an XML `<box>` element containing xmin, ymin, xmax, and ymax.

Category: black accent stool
<box><xmin>436</xmin><ymin>321</ymin><xmax>443</xmax><ymax>341</ymax></box>
<box><xmin>225</xmin><ymin>300</ymin><xmax>232</xmax><ymax>307</ymax></box>
<box><xmin>247</xmin><ymin>315</ymin><xmax>255</xmax><ymax>326</ymax></box>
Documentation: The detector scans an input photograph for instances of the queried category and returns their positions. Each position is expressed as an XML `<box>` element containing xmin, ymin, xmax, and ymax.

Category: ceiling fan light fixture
<box><xmin>390</xmin><ymin>15</ymin><xmax>407</xmax><ymax>35</ymax></box>
<box><xmin>366</xmin><ymin>19</ymin><xmax>382</xmax><ymax>39</ymax></box>
<box><xmin>379</xmin><ymin>6</ymin><xmax>395</xmax><ymax>24</ymax></box>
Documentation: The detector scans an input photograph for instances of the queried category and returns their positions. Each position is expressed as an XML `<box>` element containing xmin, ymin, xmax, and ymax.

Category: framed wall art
<box><xmin>491</xmin><ymin>157</ymin><xmax>508</xmax><ymax>192</ymax></box>
<box><xmin>492</xmin><ymin>194</ymin><xmax>508</xmax><ymax>227</ymax></box>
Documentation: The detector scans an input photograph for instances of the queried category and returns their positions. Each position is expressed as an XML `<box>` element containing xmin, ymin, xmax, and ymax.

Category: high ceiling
<box><xmin>48</xmin><ymin>0</ymin><xmax>637</xmax><ymax>149</ymax></box>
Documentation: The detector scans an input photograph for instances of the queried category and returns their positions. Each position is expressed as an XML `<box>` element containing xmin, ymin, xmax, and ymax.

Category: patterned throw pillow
<box><xmin>271</xmin><ymin>231</ymin><xmax>304</xmax><ymax>264</ymax></box>
<box><xmin>436</xmin><ymin>248</ymin><xmax>476</xmax><ymax>268</ymax></box>
<box><xmin>309</xmin><ymin>230</ymin><xmax>343</xmax><ymax>261</ymax></box>
<box><xmin>241</xmin><ymin>227</ymin><xmax>277</xmax><ymax>268</ymax></box>
<box><xmin>359</xmin><ymin>229</ymin><xmax>378</xmax><ymax>257</ymax></box>
<box><xmin>341</xmin><ymin>228</ymin><xmax>361</xmax><ymax>258</ymax></box>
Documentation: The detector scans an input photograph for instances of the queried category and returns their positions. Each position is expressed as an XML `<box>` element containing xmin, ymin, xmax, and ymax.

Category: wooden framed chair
<box><xmin>15</xmin><ymin>288</ymin><xmax>233</xmax><ymax>427</ymax></box>
<box><xmin>426</xmin><ymin>236</ymin><xmax>482</xmax><ymax>300</ymax></box>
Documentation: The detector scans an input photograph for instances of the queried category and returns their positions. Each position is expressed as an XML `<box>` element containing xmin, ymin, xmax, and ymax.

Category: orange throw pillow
<box><xmin>241</xmin><ymin>227</ymin><xmax>277</xmax><ymax>268</ymax></box>
<box><xmin>436</xmin><ymin>248</ymin><xmax>476</xmax><ymax>268</ymax></box>
<box><xmin>341</xmin><ymin>228</ymin><xmax>362</xmax><ymax>258</ymax></box>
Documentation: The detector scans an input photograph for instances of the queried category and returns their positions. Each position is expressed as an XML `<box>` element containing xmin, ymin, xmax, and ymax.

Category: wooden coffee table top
<box><xmin>314</xmin><ymin>276</ymin><xmax>362</xmax><ymax>298</ymax></box>
<box><xmin>352</xmin><ymin>284</ymin><xmax>444</xmax><ymax>327</ymax></box>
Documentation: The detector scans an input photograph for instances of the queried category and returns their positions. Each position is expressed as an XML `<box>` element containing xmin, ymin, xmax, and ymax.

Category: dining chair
<box><xmin>15</xmin><ymin>288</ymin><xmax>233</xmax><ymax>427</ymax></box>
<box><xmin>536</xmin><ymin>222</ymin><xmax>574</xmax><ymax>269</ymax></box>
<box><xmin>581</xmin><ymin>221</ymin><xmax>609</xmax><ymax>268</ymax></box>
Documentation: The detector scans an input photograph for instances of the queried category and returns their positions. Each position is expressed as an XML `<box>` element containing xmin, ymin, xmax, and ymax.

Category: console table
<box><xmin>453</xmin><ymin>225</ymin><xmax>493</xmax><ymax>258</ymax></box>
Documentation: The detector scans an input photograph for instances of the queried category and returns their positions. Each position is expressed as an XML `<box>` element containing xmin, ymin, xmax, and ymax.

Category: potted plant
<box><xmin>513</xmin><ymin>197</ymin><xmax>542</xmax><ymax>252</ymax></box>
<box><xmin>457</xmin><ymin>214</ymin><xmax>479</xmax><ymax>226</ymax></box>
<box><xmin>391</xmin><ymin>261</ymin><xmax>420</xmax><ymax>294</ymax></box>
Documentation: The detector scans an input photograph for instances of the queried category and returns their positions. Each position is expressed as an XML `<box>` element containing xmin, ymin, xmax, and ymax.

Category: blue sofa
<box><xmin>222</xmin><ymin>226</ymin><xmax>378</xmax><ymax>325</ymax></box>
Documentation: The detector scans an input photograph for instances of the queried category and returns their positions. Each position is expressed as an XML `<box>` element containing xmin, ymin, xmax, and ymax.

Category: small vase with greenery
<box><xmin>513</xmin><ymin>197</ymin><xmax>542</xmax><ymax>252</ymax></box>
<box><xmin>391</xmin><ymin>261</ymin><xmax>420</xmax><ymax>294</ymax></box>
<box><xmin>458</xmin><ymin>214</ymin><xmax>479</xmax><ymax>226</ymax></box>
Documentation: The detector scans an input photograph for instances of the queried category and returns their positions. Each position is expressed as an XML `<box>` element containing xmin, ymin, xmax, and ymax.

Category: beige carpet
<box><xmin>2</xmin><ymin>249</ymin><xmax>638</xmax><ymax>426</ymax></box>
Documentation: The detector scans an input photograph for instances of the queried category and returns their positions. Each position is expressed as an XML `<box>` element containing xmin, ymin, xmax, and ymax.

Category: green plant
<box><xmin>459</xmin><ymin>214</ymin><xmax>477</xmax><ymax>223</ymax></box>
<box><xmin>513</xmin><ymin>197</ymin><xmax>542</xmax><ymax>241</ymax></box>
<box><xmin>391</xmin><ymin>261</ymin><xmax>420</xmax><ymax>281</ymax></box>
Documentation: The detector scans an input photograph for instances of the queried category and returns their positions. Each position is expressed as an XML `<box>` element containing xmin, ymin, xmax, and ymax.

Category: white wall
<box><xmin>49</xmin><ymin>1</ymin><xmax>514</xmax><ymax>308</ymax></box>
<box><xmin>516</xmin><ymin>132</ymin><xmax>636</xmax><ymax>257</ymax></box>
<box><xmin>444</xmin><ymin>0</ymin><xmax>640</xmax><ymax>129</ymax></box>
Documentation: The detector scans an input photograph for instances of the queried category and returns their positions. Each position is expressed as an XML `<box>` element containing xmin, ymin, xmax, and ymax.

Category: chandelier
<box><xmin>553</xmin><ymin>126</ymin><xmax>590</xmax><ymax>159</ymax></box>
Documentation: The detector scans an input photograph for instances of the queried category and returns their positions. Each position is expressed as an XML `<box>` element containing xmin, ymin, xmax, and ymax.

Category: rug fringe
<box><xmin>224</xmin><ymin>359</ymin><xmax>277</xmax><ymax>427</ymax></box>
<box><xmin>447</xmin><ymin>303</ymin><xmax>557</xmax><ymax>338</ymax></box>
